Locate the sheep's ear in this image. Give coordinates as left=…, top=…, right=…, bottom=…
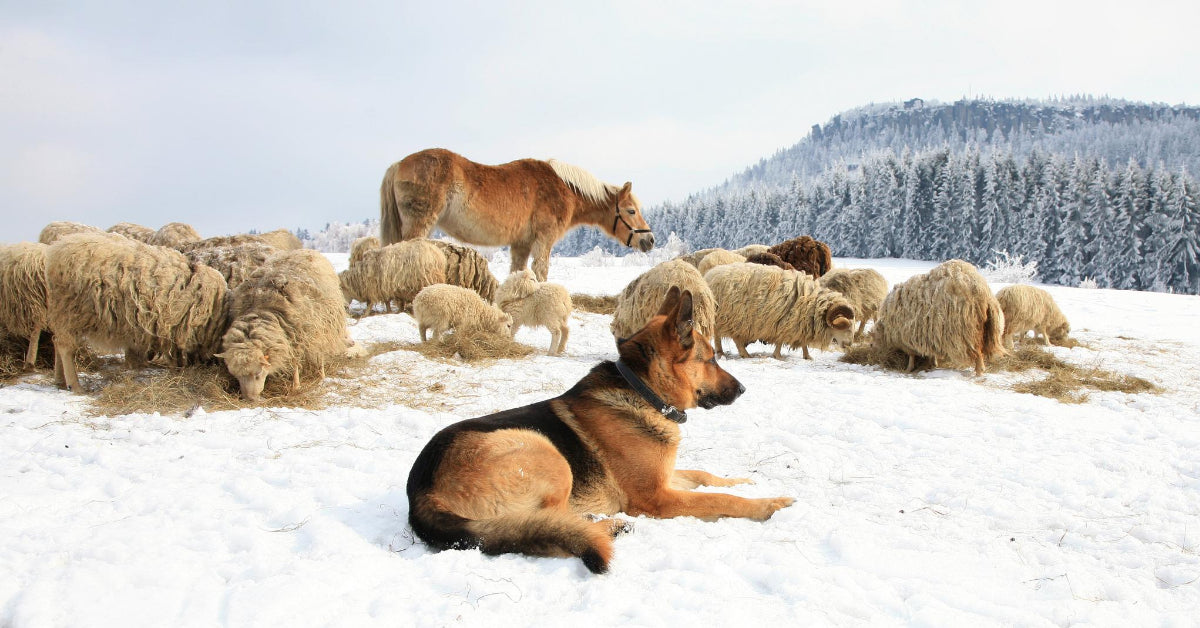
left=674, top=290, right=695, bottom=350
left=260, top=354, right=271, bottom=366
left=655, top=286, right=681, bottom=317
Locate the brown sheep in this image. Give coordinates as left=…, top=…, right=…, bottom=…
left=872, top=259, right=1005, bottom=376
left=768, top=236, right=833, bottom=278
left=743, top=252, right=795, bottom=271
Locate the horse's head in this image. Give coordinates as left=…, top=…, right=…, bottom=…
left=611, top=182, right=655, bottom=252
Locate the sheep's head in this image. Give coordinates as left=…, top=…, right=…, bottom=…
left=825, top=303, right=856, bottom=348
left=489, top=310, right=514, bottom=337
left=218, top=315, right=290, bottom=401
left=498, top=269, right=540, bottom=306
left=337, top=270, right=359, bottom=304
left=1049, top=322, right=1072, bottom=346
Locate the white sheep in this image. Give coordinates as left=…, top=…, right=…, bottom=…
left=412, top=284, right=513, bottom=342
left=257, top=229, right=303, bottom=250
left=427, top=240, right=500, bottom=303
left=106, top=222, right=156, bottom=243
left=818, top=267, right=889, bottom=342
left=38, top=221, right=102, bottom=245
left=184, top=243, right=277, bottom=290
left=0, top=243, right=49, bottom=367
left=696, top=249, right=747, bottom=276
left=705, top=263, right=855, bottom=360
left=148, top=222, right=202, bottom=248
left=349, top=235, right=381, bottom=265
left=872, top=259, right=1006, bottom=376
left=675, top=247, right=717, bottom=268
left=338, top=239, right=447, bottom=315
left=45, top=232, right=230, bottom=392
left=218, top=249, right=351, bottom=401
left=495, top=270, right=572, bottom=355
left=610, top=259, right=716, bottom=344
left=732, top=244, right=770, bottom=258
left=995, top=284, right=1071, bottom=348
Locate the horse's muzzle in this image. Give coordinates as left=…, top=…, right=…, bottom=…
left=635, top=232, right=655, bottom=252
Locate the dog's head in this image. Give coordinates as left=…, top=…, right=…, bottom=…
left=619, top=286, right=744, bottom=410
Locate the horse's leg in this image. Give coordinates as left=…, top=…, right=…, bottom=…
left=510, top=242, right=532, bottom=276
left=531, top=239, right=554, bottom=282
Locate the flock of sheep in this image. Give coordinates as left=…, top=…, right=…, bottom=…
left=0, top=224, right=1074, bottom=404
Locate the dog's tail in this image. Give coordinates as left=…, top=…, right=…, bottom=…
left=409, top=497, right=614, bottom=574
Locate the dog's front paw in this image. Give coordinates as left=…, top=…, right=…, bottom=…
left=753, top=496, right=795, bottom=521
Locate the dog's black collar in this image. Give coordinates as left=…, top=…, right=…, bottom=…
left=614, top=360, right=687, bottom=424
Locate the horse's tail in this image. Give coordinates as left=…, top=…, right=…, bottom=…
left=380, top=162, right=403, bottom=245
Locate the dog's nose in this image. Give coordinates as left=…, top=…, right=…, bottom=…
left=736, top=381, right=746, bottom=396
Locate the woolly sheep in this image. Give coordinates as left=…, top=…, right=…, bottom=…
left=427, top=240, right=500, bottom=303
left=0, top=243, right=49, bottom=366
left=338, top=240, right=446, bottom=315
left=38, top=221, right=102, bottom=245
left=872, top=259, right=1005, bottom=376
left=177, top=234, right=269, bottom=252
left=706, top=263, right=855, bottom=360
left=495, top=269, right=572, bottom=355
left=732, top=244, right=770, bottom=258
left=610, top=259, right=716, bottom=344
left=744, top=251, right=795, bottom=270
left=45, top=232, right=230, bottom=392
left=818, top=267, right=889, bottom=342
left=184, top=243, right=276, bottom=290
left=995, top=284, right=1071, bottom=348
left=219, top=249, right=351, bottom=401
left=675, top=247, right=717, bottom=268
left=257, top=229, right=303, bottom=250
left=412, top=284, right=513, bottom=342
left=149, top=222, right=202, bottom=248
left=768, top=236, right=833, bottom=278
left=106, top=222, right=156, bottom=243
left=349, top=235, right=381, bottom=265
left=696, top=249, right=747, bottom=276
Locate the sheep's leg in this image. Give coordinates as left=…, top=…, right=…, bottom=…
left=735, top=340, right=751, bottom=358
left=24, top=328, right=41, bottom=367
left=854, top=320, right=866, bottom=344
left=292, top=367, right=301, bottom=388
left=557, top=324, right=569, bottom=355
left=714, top=335, right=726, bottom=357
left=419, top=324, right=429, bottom=342
left=1038, top=328, right=1050, bottom=346
left=905, top=353, right=915, bottom=373
left=54, top=345, right=64, bottom=384
left=548, top=329, right=560, bottom=355
left=510, top=242, right=532, bottom=276
left=125, top=347, right=146, bottom=369
left=974, top=354, right=985, bottom=377
left=801, top=345, right=812, bottom=360
left=56, top=337, right=80, bottom=392
left=773, top=344, right=785, bottom=360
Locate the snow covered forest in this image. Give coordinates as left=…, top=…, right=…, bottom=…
left=555, top=97, right=1200, bottom=294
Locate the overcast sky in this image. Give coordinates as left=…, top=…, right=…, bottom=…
left=3, top=0, right=1200, bottom=243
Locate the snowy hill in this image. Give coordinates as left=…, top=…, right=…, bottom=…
left=2, top=254, right=1198, bottom=626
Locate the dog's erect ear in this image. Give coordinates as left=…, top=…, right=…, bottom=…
left=674, top=290, right=695, bottom=349
left=656, top=285, right=682, bottom=317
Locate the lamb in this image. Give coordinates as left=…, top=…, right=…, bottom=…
left=696, top=249, right=747, bottom=276
left=148, top=222, right=202, bottom=248
left=338, top=239, right=446, bottom=315
left=218, top=249, right=351, bottom=401
left=768, top=236, right=833, bottom=278
left=184, top=243, right=276, bottom=290
left=0, top=243, right=49, bottom=366
left=610, top=259, right=716, bottom=344
left=871, top=259, right=1005, bottom=376
left=427, top=240, right=499, bottom=303
left=495, top=270, right=572, bottom=355
left=38, top=221, right=102, bottom=245
left=818, top=267, right=889, bottom=342
left=257, top=229, right=303, bottom=250
left=349, top=235, right=381, bottom=265
left=705, top=263, right=855, bottom=360
left=995, top=284, right=1071, bottom=348
left=45, top=232, right=230, bottom=392
left=412, top=284, right=513, bottom=343
left=106, top=222, right=156, bottom=243
left=744, top=251, right=795, bottom=270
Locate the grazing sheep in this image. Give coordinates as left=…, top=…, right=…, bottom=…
left=872, top=259, right=1005, bottom=376
left=149, top=222, right=202, bottom=248
left=106, top=222, right=156, bottom=243
left=219, top=249, right=350, bottom=401
left=495, top=270, right=572, bottom=355
left=0, top=243, right=49, bottom=366
left=349, top=235, right=381, bottom=265
left=38, top=221, right=102, bottom=245
left=705, top=263, right=855, bottom=360
left=995, top=284, right=1071, bottom=348
left=675, top=247, right=717, bottom=268
left=819, top=267, right=889, bottom=342
left=696, top=249, right=747, bottom=276
left=733, top=244, right=770, bottom=258
left=744, top=251, right=795, bottom=270
left=184, top=243, right=276, bottom=290
left=610, top=259, right=716, bottom=344
left=45, top=233, right=230, bottom=392
left=412, top=284, right=513, bottom=342
left=338, top=240, right=446, bottom=315
left=428, top=240, right=499, bottom=303
left=257, top=229, right=303, bottom=250
left=768, top=236, right=833, bottom=278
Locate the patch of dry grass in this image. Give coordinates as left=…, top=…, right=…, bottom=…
left=406, top=328, right=535, bottom=362
left=840, top=341, right=936, bottom=372
left=571, top=293, right=618, bottom=315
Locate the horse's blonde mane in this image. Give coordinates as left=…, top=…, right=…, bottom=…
left=546, top=159, right=618, bottom=205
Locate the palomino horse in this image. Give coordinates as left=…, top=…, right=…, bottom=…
left=380, top=148, right=655, bottom=281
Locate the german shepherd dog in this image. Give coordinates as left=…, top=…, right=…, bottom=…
left=406, top=287, right=794, bottom=573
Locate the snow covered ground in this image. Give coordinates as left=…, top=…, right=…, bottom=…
left=2, top=254, right=1198, bottom=627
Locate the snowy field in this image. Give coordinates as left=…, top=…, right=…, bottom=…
left=2, top=254, right=1199, bottom=627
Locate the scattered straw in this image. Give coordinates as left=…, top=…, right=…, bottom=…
left=406, top=327, right=535, bottom=362
left=571, top=293, right=618, bottom=315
